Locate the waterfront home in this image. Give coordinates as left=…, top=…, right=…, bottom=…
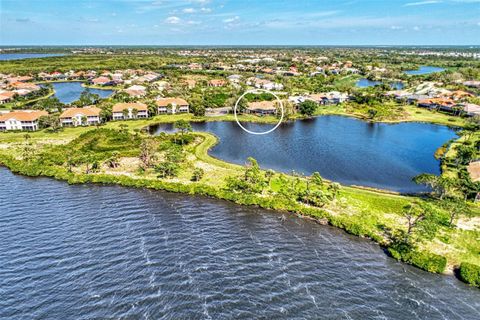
left=90, top=76, right=113, bottom=86
left=417, top=98, right=456, bottom=111
left=246, top=101, right=278, bottom=115
left=462, top=103, right=480, bottom=117
left=385, top=90, right=411, bottom=101
left=156, top=98, right=189, bottom=114
left=59, top=106, right=102, bottom=126
left=124, top=85, right=147, bottom=97
left=0, top=110, right=48, bottom=131
left=112, top=102, right=148, bottom=120
left=8, top=81, right=40, bottom=92
left=208, top=79, right=227, bottom=87
left=308, top=91, right=348, bottom=105
left=0, top=91, right=16, bottom=104
left=443, top=90, right=474, bottom=101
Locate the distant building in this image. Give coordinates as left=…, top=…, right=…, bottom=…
left=112, top=102, right=148, bottom=120
left=0, top=110, right=48, bottom=131
left=59, top=106, right=102, bottom=126
left=156, top=98, right=189, bottom=114
left=208, top=79, right=227, bottom=87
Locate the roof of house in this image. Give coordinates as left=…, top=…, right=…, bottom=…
left=112, top=102, right=148, bottom=112
left=0, top=91, right=16, bottom=100
left=418, top=98, right=456, bottom=106
left=247, top=101, right=277, bottom=111
left=156, top=97, right=189, bottom=107
left=60, top=107, right=101, bottom=118
left=209, top=79, right=226, bottom=86
left=92, top=76, right=111, bottom=84
left=0, top=110, right=48, bottom=122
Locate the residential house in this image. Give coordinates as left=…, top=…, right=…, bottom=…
left=246, top=101, right=278, bottom=115
left=59, top=106, right=102, bottom=126
left=0, top=91, right=16, bottom=104
left=227, top=74, right=242, bottom=84
left=112, top=102, right=148, bottom=120
left=183, top=79, right=196, bottom=89
left=156, top=98, right=189, bottom=114
left=462, top=103, right=480, bottom=117
left=308, top=91, right=349, bottom=105
left=246, top=77, right=284, bottom=91
left=124, top=85, right=147, bottom=97
left=208, top=79, right=227, bottom=87
left=417, top=98, right=456, bottom=111
left=463, top=80, right=480, bottom=89
left=0, top=110, right=48, bottom=131
left=90, top=76, right=112, bottom=86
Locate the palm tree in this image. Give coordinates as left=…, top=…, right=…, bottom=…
left=132, top=108, right=138, bottom=119
left=122, top=108, right=129, bottom=120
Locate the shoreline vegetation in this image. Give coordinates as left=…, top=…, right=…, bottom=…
left=1, top=112, right=479, bottom=287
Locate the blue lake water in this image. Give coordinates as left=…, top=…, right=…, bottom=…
left=150, top=116, right=458, bottom=193
left=404, top=66, right=445, bottom=75
left=1, top=168, right=479, bottom=319
left=356, top=78, right=404, bottom=90
left=356, top=78, right=382, bottom=87
left=48, top=82, right=114, bottom=104
left=0, top=53, right=65, bottom=60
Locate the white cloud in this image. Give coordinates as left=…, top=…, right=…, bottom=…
left=404, top=1, right=441, bottom=6
left=390, top=25, right=403, bottom=30
left=165, top=16, right=181, bottom=24
left=200, top=7, right=212, bottom=13
left=183, top=8, right=195, bottom=13
left=413, top=26, right=421, bottom=30
left=223, top=16, right=240, bottom=23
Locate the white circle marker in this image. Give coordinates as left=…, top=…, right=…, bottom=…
left=233, top=89, right=284, bottom=135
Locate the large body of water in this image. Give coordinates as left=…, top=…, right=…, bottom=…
left=48, top=82, right=114, bottom=104
left=404, top=66, right=445, bottom=75
left=1, top=168, right=479, bottom=319
left=0, top=53, right=65, bottom=61
left=150, top=116, right=457, bottom=193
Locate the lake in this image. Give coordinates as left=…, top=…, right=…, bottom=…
left=49, top=82, right=114, bottom=104
left=1, top=168, right=479, bottom=319
left=0, top=53, right=65, bottom=60
left=150, top=116, right=458, bottom=193
left=404, top=66, right=445, bottom=75
left=356, top=78, right=382, bottom=88
left=356, top=78, right=404, bottom=90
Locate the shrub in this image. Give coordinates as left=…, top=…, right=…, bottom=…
left=388, top=245, right=446, bottom=273
left=191, top=168, right=205, bottom=181
left=459, top=262, right=480, bottom=287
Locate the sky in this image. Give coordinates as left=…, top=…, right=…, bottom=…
left=1, top=0, right=479, bottom=46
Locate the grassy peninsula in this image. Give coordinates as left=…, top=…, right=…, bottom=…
left=1, top=113, right=479, bottom=285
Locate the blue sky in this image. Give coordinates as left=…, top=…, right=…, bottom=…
left=1, top=0, right=479, bottom=45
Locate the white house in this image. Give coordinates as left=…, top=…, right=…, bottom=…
left=59, top=106, right=102, bottom=126
left=0, top=110, right=48, bottom=131
left=112, top=102, right=149, bottom=120
left=156, top=98, right=189, bottom=114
